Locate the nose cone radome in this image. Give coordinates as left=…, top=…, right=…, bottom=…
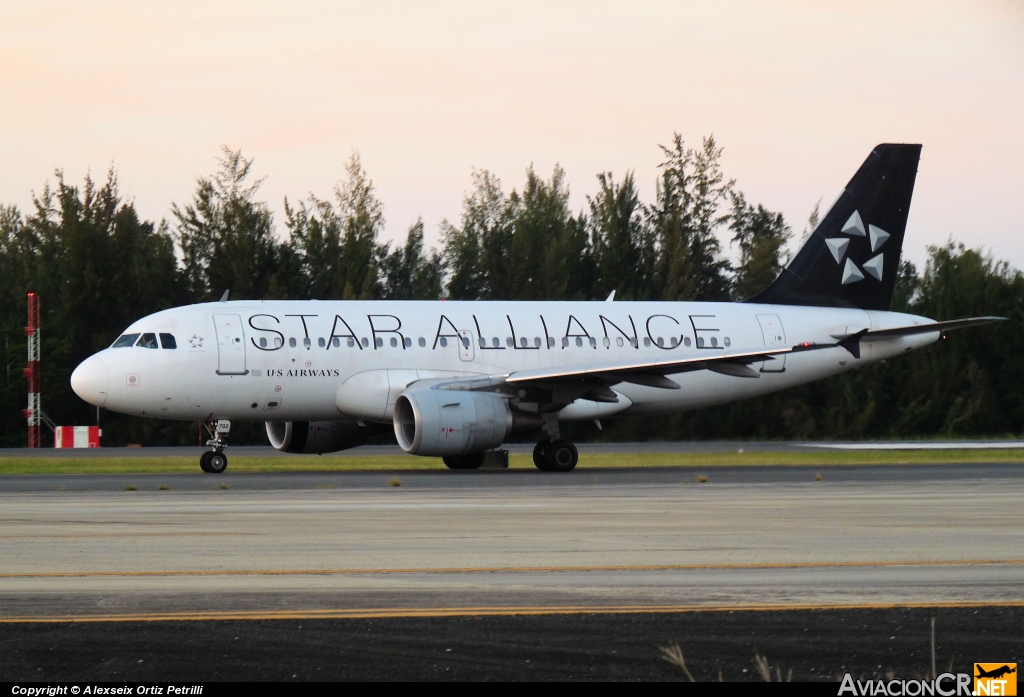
left=71, top=355, right=108, bottom=407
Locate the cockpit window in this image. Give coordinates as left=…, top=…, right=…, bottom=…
left=159, top=333, right=177, bottom=349
left=111, top=333, right=140, bottom=348
left=136, top=333, right=159, bottom=349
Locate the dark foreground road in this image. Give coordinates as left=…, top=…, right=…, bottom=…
left=2, top=607, right=1020, bottom=682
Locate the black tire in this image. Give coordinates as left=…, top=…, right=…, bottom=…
left=207, top=451, right=228, bottom=474
left=533, top=440, right=550, bottom=471
left=199, top=451, right=212, bottom=473
left=543, top=440, right=578, bottom=472
left=442, top=453, right=485, bottom=470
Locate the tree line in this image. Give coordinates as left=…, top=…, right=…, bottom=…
left=0, top=135, right=1021, bottom=446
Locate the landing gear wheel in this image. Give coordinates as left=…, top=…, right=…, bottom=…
left=199, top=451, right=213, bottom=473
left=206, top=451, right=228, bottom=474
left=442, top=453, right=485, bottom=470
left=533, top=440, right=551, bottom=470
left=543, top=440, right=578, bottom=472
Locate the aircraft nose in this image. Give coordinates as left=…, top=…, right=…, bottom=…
left=71, top=354, right=108, bottom=407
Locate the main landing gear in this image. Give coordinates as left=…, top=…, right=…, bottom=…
left=533, top=439, right=578, bottom=472
left=200, top=419, right=230, bottom=474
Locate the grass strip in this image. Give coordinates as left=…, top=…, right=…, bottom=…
left=0, top=448, right=1021, bottom=475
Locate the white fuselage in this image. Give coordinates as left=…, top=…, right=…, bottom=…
left=71, top=300, right=938, bottom=427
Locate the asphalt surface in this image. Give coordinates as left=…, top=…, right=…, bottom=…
left=2, top=607, right=1020, bottom=681
left=4, top=439, right=1022, bottom=457
left=2, top=462, right=1021, bottom=681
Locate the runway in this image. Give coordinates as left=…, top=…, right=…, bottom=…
left=2, top=463, right=1021, bottom=680
left=1, top=464, right=1022, bottom=621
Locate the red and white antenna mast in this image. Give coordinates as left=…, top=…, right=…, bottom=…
left=24, top=292, right=41, bottom=448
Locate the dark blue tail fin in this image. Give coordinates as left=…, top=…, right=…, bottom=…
left=748, top=143, right=921, bottom=311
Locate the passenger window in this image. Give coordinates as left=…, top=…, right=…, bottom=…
left=670, top=337, right=678, bottom=347
left=274, top=337, right=283, bottom=348
left=520, top=337, right=528, bottom=347
left=348, top=338, right=355, bottom=347
left=390, top=337, right=398, bottom=347
left=562, top=337, right=569, bottom=348
left=575, top=337, right=583, bottom=347
left=404, top=337, right=412, bottom=348
left=288, top=338, right=297, bottom=348
left=492, top=337, right=500, bottom=347
left=440, top=337, right=448, bottom=347
left=375, top=337, right=383, bottom=348
left=112, top=333, right=140, bottom=348
left=657, top=337, right=664, bottom=347
left=318, top=338, right=326, bottom=348
left=303, top=338, right=311, bottom=348
left=159, top=333, right=177, bottom=349
left=603, top=337, right=610, bottom=348
left=506, top=337, right=514, bottom=347
left=548, top=337, right=556, bottom=348
left=534, top=337, right=541, bottom=347
left=361, top=337, right=369, bottom=348
left=259, top=338, right=268, bottom=348
left=589, top=337, right=597, bottom=347
left=418, top=337, right=426, bottom=347
left=136, top=333, right=159, bottom=349
left=644, top=337, right=651, bottom=347
left=478, top=337, right=486, bottom=348
left=684, top=337, right=692, bottom=347
left=616, top=337, right=624, bottom=347
left=724, top=337, right=731, bottom=347
left=333, top=338, right=341, bottom=348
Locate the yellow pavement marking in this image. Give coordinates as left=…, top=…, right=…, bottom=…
left=3, top=601, right=1024, bottom=623
left=0, top=532, right=252, bottom=539
left=2, top=558, right=1023, bottom=579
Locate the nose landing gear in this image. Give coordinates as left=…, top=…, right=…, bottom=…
left=200, top=420, right=230, bottom=474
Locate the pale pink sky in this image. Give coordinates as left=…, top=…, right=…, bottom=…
left=1, top=1, right=1022, bottom=270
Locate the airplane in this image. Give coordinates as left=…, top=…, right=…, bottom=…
left=976, top=666, right=1016, bottom=679
left=70, top=144, right=1003, bottom=473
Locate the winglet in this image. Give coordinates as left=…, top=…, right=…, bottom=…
left=605, top=290, right=615, bottom=302
left=219, top=290, right=230, bottom=302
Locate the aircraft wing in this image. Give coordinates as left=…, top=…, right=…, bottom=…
left=434, top=316, right=1006, bottom=402
left=503, top=344, right=822, bottom=388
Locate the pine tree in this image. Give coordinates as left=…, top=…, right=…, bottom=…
left=441, top=169, right=515, bottom=300
left=173, top=147, right=279, bottom=301
left=381, top=219, right=444, bottom=300
left=649, top=135, right=733, bottom=301
left=588, top=171, right=654, bottom=300
left=728, top=191, right=791, bottom=300
left=286, top=152, right=387, bottom=299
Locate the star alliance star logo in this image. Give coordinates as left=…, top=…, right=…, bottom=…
left=188, top=335, right=204, bottom=348
left=825, top=210, right=889, bottom=285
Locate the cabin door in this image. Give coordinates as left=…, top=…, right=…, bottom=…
left=756, top=314, right=786, bottom=373
left=213, top=314, right=248, bottom=375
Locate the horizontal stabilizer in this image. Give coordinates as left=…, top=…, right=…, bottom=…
left=831, top=316, right=1006, bottom=358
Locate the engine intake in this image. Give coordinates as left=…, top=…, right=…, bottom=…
left=393, top=388, right=541, bottom=456
left=266, top=420, right=367, bottom=454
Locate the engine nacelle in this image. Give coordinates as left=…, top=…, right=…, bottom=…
left=393, top=388, right=542, bottom=457
left=266, top=420, right=367, bottom=454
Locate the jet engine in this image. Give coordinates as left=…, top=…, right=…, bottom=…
left=266, top=420, right=367, bottom=454
left=393, top=388, right=542, bottom=457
